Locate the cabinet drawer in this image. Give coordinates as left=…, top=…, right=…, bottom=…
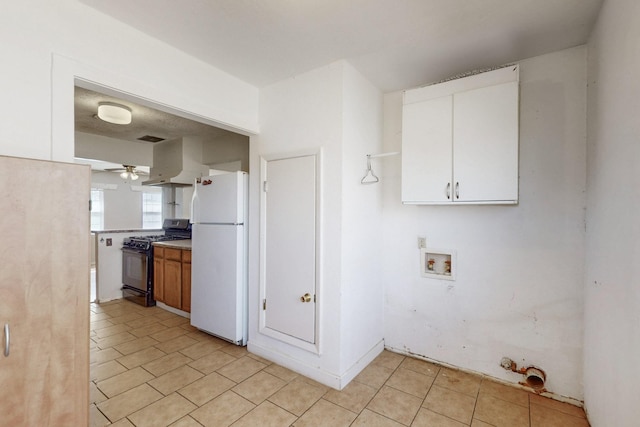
left=182, top=249, right=191, bottom=263
left=165, top=248, right=182, bottom=261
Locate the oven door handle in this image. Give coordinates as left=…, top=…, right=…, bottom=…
left=121, top=247, right=148, bottom=254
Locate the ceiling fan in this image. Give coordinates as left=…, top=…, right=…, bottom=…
left=104, top=164, right=149, bottom=181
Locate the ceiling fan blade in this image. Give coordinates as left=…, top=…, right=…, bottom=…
left=102, top=165, right=149, bottom=175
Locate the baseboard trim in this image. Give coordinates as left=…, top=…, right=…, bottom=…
left=339, top=339, right=385, bottom=388
left=248, top=339, right=385, bottom=390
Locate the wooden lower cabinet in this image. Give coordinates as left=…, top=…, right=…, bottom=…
left=181, top=250, right=192, bottom=312
left=164, top=248, right=182, bottom=308
left=154, top=247, right=165, bottom=302
left=153, top=246, right=191, bottom=313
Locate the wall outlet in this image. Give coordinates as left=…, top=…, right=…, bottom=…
left=106, top=238, right=112, bottom=246
left=417, top=237, right=426, bottom=249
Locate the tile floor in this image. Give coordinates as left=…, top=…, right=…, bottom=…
left=90, top=299, right=590, bottom=426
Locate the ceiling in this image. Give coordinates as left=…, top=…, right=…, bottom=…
left=75, top=86, right=235, bottom=145
left=80, top=0, right=603, bottom=92
left=74, top=86, right=245, bottom=171
left=76, top=0, right=603, bottom=170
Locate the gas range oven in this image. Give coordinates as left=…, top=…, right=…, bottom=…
left=121, top=218, right=191, bottom=306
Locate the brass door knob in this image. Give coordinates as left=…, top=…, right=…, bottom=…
left=300, top=293, right=312, bottom=303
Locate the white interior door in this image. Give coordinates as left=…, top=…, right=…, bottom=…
left=261, top=154, right=317, bottom=344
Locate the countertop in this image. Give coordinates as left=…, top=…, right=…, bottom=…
left=92, top=229, right=162, bottom=235
left=152, top=240, right=192, bottom=250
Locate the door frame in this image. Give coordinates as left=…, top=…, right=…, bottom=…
left=258, top=149, right=322, bottom=354
left=50, top=54, right=258, bottom=415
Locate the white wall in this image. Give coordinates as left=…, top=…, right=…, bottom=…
left=249, top=62, right=344, bottom=383
left=0, top=0, right=258, bottom=163
left=94, top=230, right=163, bottom=302
left=339, top=63, right=385, bottom=373
left=381, top=47, right=587, bottom=400
left=248, top=61, right=385, bottom=388
left=202, top=133, right=250, bottom=172
left=584, top=0, right=640, bottom=425
left=76, top=132, right=154, bottom=167
left=91, top=171, right=145, bottom=230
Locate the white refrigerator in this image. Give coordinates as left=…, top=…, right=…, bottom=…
left=190, top=171, right=248, bottom=345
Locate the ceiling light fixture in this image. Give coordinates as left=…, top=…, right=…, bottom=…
left=97, top=102, right=132, bottom=125
left=120, top=165, right=139, bottom=180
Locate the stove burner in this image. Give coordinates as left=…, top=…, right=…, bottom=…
left=123, top=235, right=189, bottom=250
left=132, top=234, right=165, bottom=240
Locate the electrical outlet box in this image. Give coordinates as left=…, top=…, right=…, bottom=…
left=417, top=237, right=427, bottom=249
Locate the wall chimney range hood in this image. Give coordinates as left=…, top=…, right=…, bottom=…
left=143, top=137, right=209, bottom=187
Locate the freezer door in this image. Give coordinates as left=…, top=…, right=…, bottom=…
left=195, top=172, right=247, bottom=224
left=190, top=223, right=246, bottom=344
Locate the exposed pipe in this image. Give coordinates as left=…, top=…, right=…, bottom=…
left=523, top=366, right=546, bottom=391
left=500, top=357, right=547, bottom=392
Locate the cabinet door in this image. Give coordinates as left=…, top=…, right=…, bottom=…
left=0, top=156, right=89, bottom=425
left=181, top=251, right=191, bottom=313
left=453, top=81, right=519, bottom=202
left=154, top=248, right=164, bottom=302
left=402, top=95, right=453, bottom=203
left=164, top=258, right=182, bottom=309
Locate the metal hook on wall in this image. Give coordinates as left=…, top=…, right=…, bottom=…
left=360, top=152, right=400, bottom=185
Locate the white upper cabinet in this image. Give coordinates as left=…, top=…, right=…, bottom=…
left=402, top=95, right=453, bottom=203
left=402, top=65, right=519, bottom=204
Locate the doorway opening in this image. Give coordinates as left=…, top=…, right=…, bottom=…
left=73, top=82, right=251, bottom=304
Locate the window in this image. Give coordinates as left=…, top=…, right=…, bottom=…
left=90, top=189, right=104, bottom=230
left=142, top=190, right=163, bottom=229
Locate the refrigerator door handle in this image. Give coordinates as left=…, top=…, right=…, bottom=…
left=190, top=179, right=199, bottom=224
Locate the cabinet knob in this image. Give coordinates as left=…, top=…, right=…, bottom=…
left=300, top=293, right=312, bottom=303
left=446, top=183, right=451, bottom=199
left=455, top=182, right=460, bottom=199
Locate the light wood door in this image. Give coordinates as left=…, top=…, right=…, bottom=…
left=0, top=155, right=90, bottom=426
left=261, top=154, right=317, bottom=344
